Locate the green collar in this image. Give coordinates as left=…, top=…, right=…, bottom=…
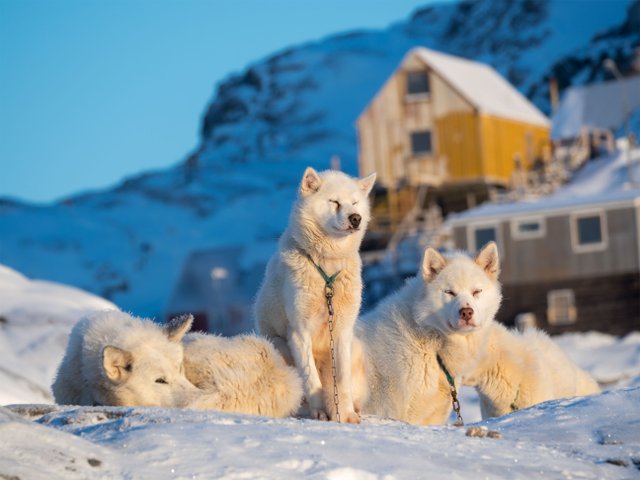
left=307, top=255, right=341, bottom=288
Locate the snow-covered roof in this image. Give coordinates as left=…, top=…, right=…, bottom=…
left=447, top=147, right=640, bottom=225
left=409, top=47, right=550, bottom=127
left=551, top=75, right=640, bottom=140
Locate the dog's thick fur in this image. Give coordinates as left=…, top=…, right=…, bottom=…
left=467, top=323, right=601, bottom=418
left=255, top=167, right=376, bottom=423
left=183, top=332, right=303, bottom=417
left=354, top=243, right=502, bottom=424
left=52, top=310, right=199, bottom=407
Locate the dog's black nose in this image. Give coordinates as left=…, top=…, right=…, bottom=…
left=349, top=213, right=361, bottom=228
left=459, top=307, right=474, bottom=321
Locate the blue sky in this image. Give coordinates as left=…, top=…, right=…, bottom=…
left=0, top=0, right=448, bottom=203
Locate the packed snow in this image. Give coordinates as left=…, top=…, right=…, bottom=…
left=1, top=264, right=639, bottom=478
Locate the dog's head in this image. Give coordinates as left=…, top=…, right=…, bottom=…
left=414, top=242, right=502, bottom=336
left=297, top=167, right=376, bottom=238
left=100, top=314, right=199, bottom=407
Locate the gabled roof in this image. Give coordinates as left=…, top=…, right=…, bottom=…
left=407, top=47, right=550, bottom=127
left=551, top=76, right=640, bottom=140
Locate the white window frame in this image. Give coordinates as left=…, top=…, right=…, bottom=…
left=547, top=289, right=577, bottom=326
left=569, top=209, right=608, bottom=253
left=466, top=221, right=503, bottom=254
left=405, top=92, right=431, bottom=103
left=510, top=216, right=546, bottom=240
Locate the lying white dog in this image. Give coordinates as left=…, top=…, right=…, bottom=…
left=52, top=310, right=199, bottom=407
left=356, top=242, right=600, bottom=424
left=354, top=243, right=502, bottom=424
left=411, top=243, right=600, bottom=419
left=255, top=167, right=376, bottom=423
left=52, top=311, right=302, bottom=418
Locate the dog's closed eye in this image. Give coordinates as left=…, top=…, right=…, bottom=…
left=444, top=289, right=456, bottom=297
left=155, top=378, right=168, bottom=384
left=329, top=199, right=341, bottom=211
left=473, top=289, right=482, bottom=298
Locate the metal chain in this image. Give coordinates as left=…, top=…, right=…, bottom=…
left=325, top=284, right=340, bottom=423
left=437, top=354, right=464, bottom=426
left=449, top=383, right=464, bottom=426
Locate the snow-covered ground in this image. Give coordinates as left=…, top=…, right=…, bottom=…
left=1, top=264, right=640, bottom=478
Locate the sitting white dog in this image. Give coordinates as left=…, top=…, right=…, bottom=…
left=255, top=167, right=376, bottom=423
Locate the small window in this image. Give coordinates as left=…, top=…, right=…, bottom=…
left=577, top=216, right=601, bottom=244
left=570, top=210, right=607, bottom=253
left=411, top=130, right=432, bottom=155
left=467, top=222, right=502, bottom=254
left=474, top=227, right=497, bottom=251
left=511, top=217, right=545, bottom=240
left=547, top=289, right=577, bottom=325
left=406, top=71, right=430, bottom=97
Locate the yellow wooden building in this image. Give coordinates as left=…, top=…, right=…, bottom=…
left=357, top=47, right=550, bottom=223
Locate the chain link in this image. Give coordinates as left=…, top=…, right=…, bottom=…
left=449, top=384, right=464, bottom=426
left=325, top=285, right=340, bottom=423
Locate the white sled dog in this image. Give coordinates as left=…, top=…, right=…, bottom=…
left=183, top=330, right=303, bottom=418
left=52, top=310, right=199, bottom=407
left=53, top=311, right=303, bottom=417
left=406, top=244, right=600, bottom=419
left=355, top=242, right=599, bottom=424
left=354, top=243, right=503, bottom=425
left=255, top=167, right=376, bottom=423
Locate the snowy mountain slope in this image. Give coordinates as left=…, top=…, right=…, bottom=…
left=3, top=387, right=640, bottom=479
left=0, top=0, right=638, bottom=319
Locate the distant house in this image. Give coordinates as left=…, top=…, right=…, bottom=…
left=356, top=47, right=551, bottom=224
left=446, top=151, right=640, bottom=335
left=551, top=76, right=640, bottom=170
left=552, top=75, right=640, bottom=141
left=165, top=247, right=263, bottom=336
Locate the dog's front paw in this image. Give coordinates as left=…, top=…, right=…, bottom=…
left=341, top=410, right=361, bottom=424
left=310, top=408, right=329, bottom=421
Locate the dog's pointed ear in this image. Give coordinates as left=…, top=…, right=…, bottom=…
left=165, top=314, right=193, bottom=342
left=358, top=172, right=377, bottom=196
left=475, top=242, right=500, bottom=281
left=299, top=167, right=322, bottom=197
left=103, top=346, right=133, bottom=383
left=421, top=247, right=447, bottom=282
